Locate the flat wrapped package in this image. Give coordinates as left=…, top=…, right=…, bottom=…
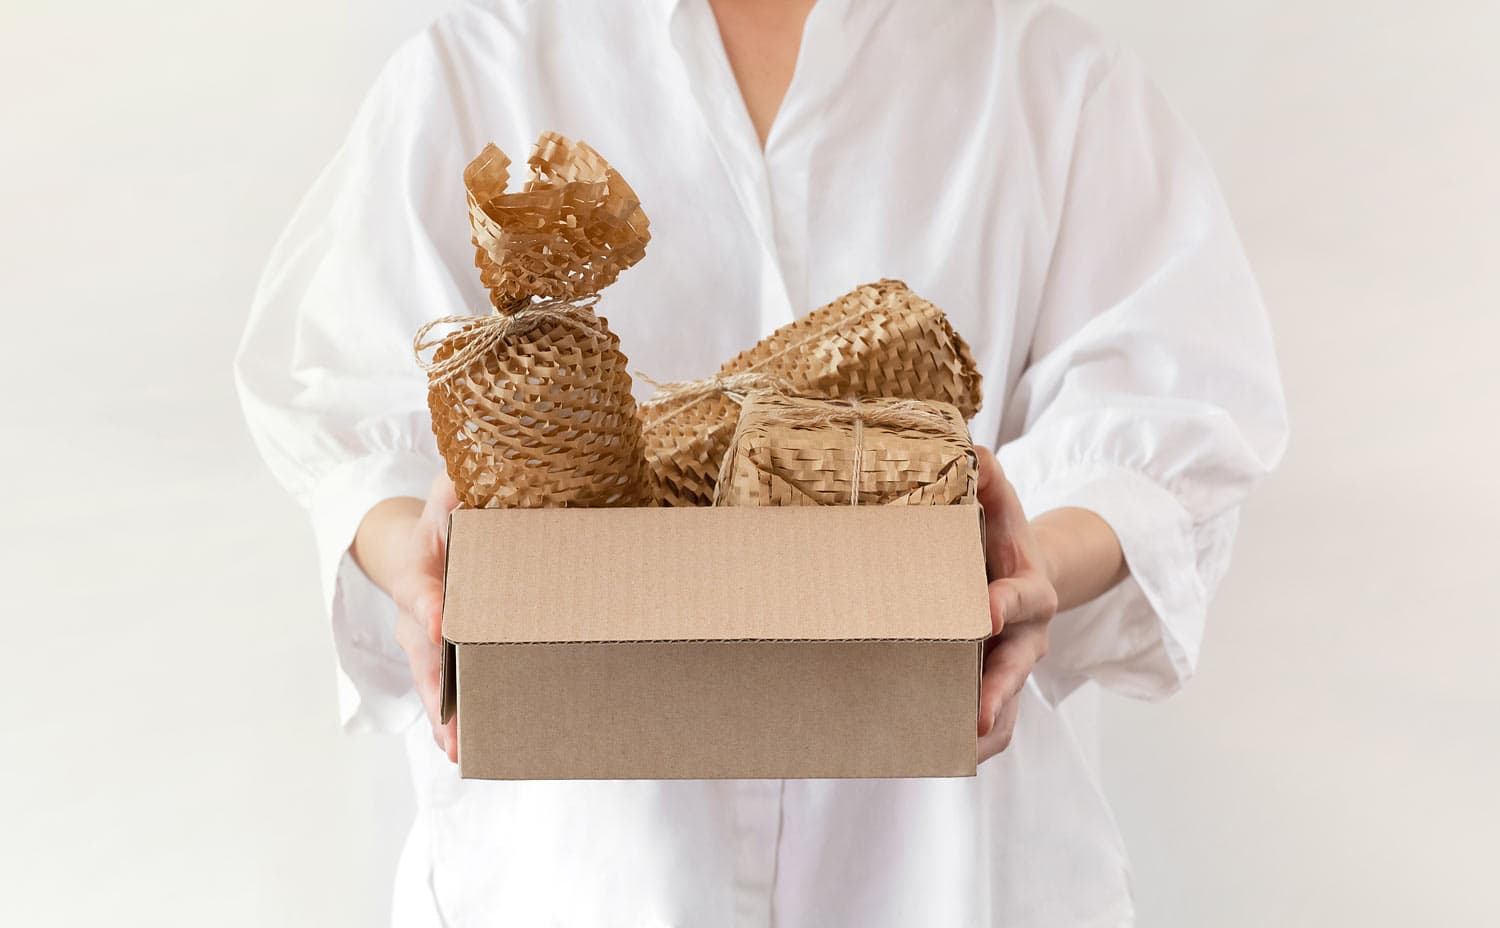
left=715, top=392, right=977, bottom=507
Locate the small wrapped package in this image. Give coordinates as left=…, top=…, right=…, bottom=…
left=715, top=393, right=977, bottom=507
left=641, top=279, right=983, bottom=507
left=416, top=133, right=650, bottom=508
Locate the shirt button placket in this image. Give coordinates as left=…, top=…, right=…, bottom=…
left=731, top=779, right=785, bottom=928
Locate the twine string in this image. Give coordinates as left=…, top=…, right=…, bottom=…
left=636, top=372, right=797, bottom=413
left=850, top=396, right=863, bottom=506
left=755, top=398, right=955, bottom=434
left=757, top=397, right=955, bottom=506
left=413, top=294, right=604, bottom=385
left=638, top=286, right=893, bottom=425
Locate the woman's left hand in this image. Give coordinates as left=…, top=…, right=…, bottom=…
left=975, top=447, right=1060, bottom=762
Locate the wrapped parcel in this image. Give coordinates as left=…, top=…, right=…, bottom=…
left=416, top=133, right=650, bottom=509
left=641, top=279, right=983, bottom=507
left=715, top=393, right=977, bottom=507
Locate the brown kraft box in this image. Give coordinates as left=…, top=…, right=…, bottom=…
left=438, top=505, right=991, bottom=780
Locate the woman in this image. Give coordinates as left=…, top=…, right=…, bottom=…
left=237, top=0, right=1287, bottom=924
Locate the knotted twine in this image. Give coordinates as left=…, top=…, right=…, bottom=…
left=635, top=307, right=887, bottom=427
left=413, top=295, right=604, bottom=383
left=416, top=288, right=643, bottom=509
left=636, top=371, right=797, bottom=411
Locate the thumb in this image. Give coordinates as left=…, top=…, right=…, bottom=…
left=391, top=567, right=446, bottom=645
left=974, top=446, right=1024, bottom=528
left=426, top=472, right=460, bottom=517
left=975, top=447, right=1023, bottom=574
left=411, top=574, right=446, bottom=645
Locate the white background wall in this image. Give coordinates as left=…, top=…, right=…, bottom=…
left=2, top=1, right=1495, bottom=925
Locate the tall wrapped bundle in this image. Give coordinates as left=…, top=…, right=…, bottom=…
left=415, top=133, right=650, bottom=508
left=640, top=280, right=983, bottom=506
left=716, top=393, right=977, bottom=507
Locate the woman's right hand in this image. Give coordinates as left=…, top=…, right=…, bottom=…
left=353, top=474, right=461, bottom=762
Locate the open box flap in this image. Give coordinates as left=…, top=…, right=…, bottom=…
left=441, top=505, right=991, bottom=645
left=439, top=639, right=457, bottom=724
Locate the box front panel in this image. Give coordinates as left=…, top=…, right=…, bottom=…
left=457, top=640, right=978, bottom=780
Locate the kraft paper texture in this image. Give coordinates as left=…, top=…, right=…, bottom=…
left=715, top=393, right=977, bottom=507
left=416, top=133, right=650, bottom=509
left=640, top=280, right=983, bottom=507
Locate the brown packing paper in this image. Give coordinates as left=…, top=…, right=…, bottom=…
left=640, top=279, right=984, bottom=507
left=416, top=133, right=650, bottom=509
left=716, top=393, right=977, bottom=507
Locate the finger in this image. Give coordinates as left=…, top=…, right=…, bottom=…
left=974, top=446, right=1027, bottom=532
left=442, top=717, right=458, bottom=764
left=417, top=479, right=458, bottom=573
left=394, top=606, right=430, bottom=659
left=397, top=612, right=448, bottom=724
left=400, top=613, right=456, bottom=764
left=987, top=573, right=1059, bottom=637
left=978, top=695, right=1021, bottom=762
left=978, top=626, right=1048, bottom=735
left=416, top=477, right=456, bottom=642
left=975, top=444, right=1000, bottom=497
left=416, top=673, right=446, bottom=755
left=405, top=629, right=444, bottom=710
left=426, top=472, right=460, bottom=518
left=974, top=447, right=1033, bottom=578
left=418, top=581, right=446, bottom=645
left=394, top=574, right=446, bottom=645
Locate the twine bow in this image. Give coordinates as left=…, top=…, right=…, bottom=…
left=413, top=295, right=605, bottom=385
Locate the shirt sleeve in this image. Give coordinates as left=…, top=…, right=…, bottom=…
left=234, top=32, right=485, bottom=732
left=998, top=48, right=1289, bottom=704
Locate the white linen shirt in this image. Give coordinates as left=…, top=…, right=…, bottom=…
left=236, top=1, right=1288, bottom=924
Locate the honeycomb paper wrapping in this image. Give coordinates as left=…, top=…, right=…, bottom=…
left=416, top=133, right=650, bottom=509
left=641, top=280, right=983, bottom=507
left=715, top=393, right=977, bottom=507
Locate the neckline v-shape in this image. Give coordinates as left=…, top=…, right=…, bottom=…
left=665, top=0, right=860, bottom=328
left=704, top=0, right=818, bottom=153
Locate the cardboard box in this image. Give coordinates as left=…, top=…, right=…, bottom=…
left=440, top=504, right=991, bottom=779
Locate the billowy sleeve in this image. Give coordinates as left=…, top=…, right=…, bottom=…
left=998, top=49, right=1289, bottom=704
left=234, top=34, right=483, bottom=732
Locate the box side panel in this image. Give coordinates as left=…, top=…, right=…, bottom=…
left=457, top=640, right=978, bottom=780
